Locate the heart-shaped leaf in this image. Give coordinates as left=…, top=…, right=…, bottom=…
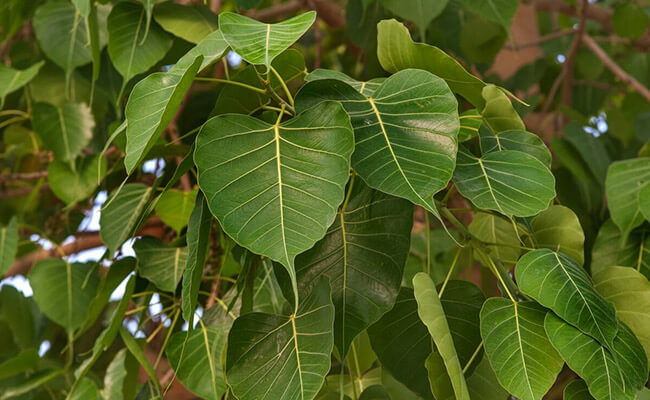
left=516, top=249, right=619, bottom=349
left=48, top=155, right=106, bottom=205
left=154, top=2, right=218, bottom=44
left=134, top=237, right=188, bottom=292
left=0, top=61, right=43, bottom=107
left=479, top=128, right=551, bottom=167
left=194, top=101, right=354, bottom=299
left=219, top=11, right=316, bottom=70
left=100, top=183, right=153, bottom=255
left=32, top=102, right=95, bottom=162
left=293, top=177, right=413, bottom=356
left=480, top=299, right=563, bottom=400
left=295, top=69, right=459, bottom=214
left=605, top=158, right=650, bottom=238
left=480, top=85, right=525, bottom=133
left=0, top=218, right=18, bottom=276
left=530, top=205, right=585, bottom=265
left=225, top=278, right=334, bottom=400
left=453, top=147, right=555, bottom=217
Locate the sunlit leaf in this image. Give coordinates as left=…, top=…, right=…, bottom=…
left=155, top=188, right=197, bottom=232
left=480, top=85, right=525, bottom=133
left=605, top=158, right=650, bottom=238
left=530, top=205, right=585, bottom=265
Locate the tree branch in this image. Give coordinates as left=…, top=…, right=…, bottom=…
left=561, top=0, right=587, bottom=108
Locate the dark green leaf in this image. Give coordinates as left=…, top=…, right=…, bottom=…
left=381, top=0, right=447, bottom=37
left=32, top=102, right=95, bottom=162
left=154, top=2, right=218, bottom=44
left=0, top=218, right=18, bottom=276
left=0, top=349, right=39, bottom=380
left=564, top=380, right=595, bottom=400
left=530, top=205, right=585, bottom=265
left=479, top=128, right=551, bottom=167
left=456, top=0, right=518, bottom=31
left=48, top=155, right=106, bottom=205
left=590, top=221, right=649, bottom=279
left=134, top=237, right=188, bottom=292
left=100, top=183, right=152, bottom=255
left=605, top=158, right=650, bottom=238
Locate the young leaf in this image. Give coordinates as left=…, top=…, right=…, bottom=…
left=453, top=147, right=555, bottom=217
left=530, top=205, right=585, bottom=265
left=0, top=217, right=18, bottom=276
left=479, top=128, right=551, bottom=167
left=295, top=69, right=459, bottom=215
left=194, top=101, right=354, bottom=303
left=480, top=85, right=525, bottom=133
left=605, top=158, right=650, bottom=238
left=219, top=11, right=316, bottom=70
left=48, top=155, right=106, bottom=205
left=0, top=61, right=44, bottom=108
left=153, top=2, right=218, bottom=44
left=516, top=249, right=619, bottom=349
left=225, top=278, right=334, bottom=400
left=32, top=102, right=95, bottom=162
left=134, top=237, right=188, bottom=292
left=100, top=183, right=153, bottom=255
left=293, top=177, right=413, bottom=357
left=480, top=299, right=563, bottom=400
left=155, top=188, right=197, bottom=232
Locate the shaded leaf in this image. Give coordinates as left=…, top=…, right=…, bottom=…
left=105, top=349, right=139, bottom=400
left=457, top=0, right=518, bottom=31
left=100, top=183, right=153, bottom=255
left=0, top=349, right=39, bottom=380
left=381, top=0, right=447, bottom=37
left=154, top=2, right=218, bottom=44
left=359, top=385, right=392, bottom=400
left=530, top=205, right=585, bottom=265
left=0, top=284, right=34, bottom=348
left=0, top=218, right=18, bottom=276
left=591, top=221, right=649, bottom=279
left=0, top=61, right=44, bottom=107
left=605, top=158, right=650, bottom=238
left=134, top=237, right=188, bottom=292
left=469, top=212, right=520, bottom=264
left=640, top=183, right=650, bottom=222
left=32, top=102, right=95, bottom=162
left=479, top=128, right=551, bottom=167
left=48, top=155, right=106, bottom=205
left=564, top=380, right=596, bottom=400
left=466, top=357, right=509, bottom=400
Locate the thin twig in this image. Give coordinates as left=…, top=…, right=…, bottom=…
left=504, top=29, right=574, bottom=50
left=561, top=0, right=588, bottom=108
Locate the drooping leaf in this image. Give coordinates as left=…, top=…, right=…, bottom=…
left=134, top=237, right=188, bottom=292
left=155, top=188, right=197, bottom=232
left=105, top=349, right=139, bottom=400
left=453, top=147, right=555, bottom=217
left=29, top=259, right=100, bottom=332
left=456, top=0, right=518, bottom=31
left=32, top=102, right=95, bottom=162
left=293, top=177, right=412, bottom=356
left=381, top=0, right=447, bottom=37
left=0, top=217, right=18, bottom=276
left=194, top=101, right=354, bottom=300
left=466, top=357, right=509, bottom=400
left=48, top=155, right=106, bottom=205
left=530, top=205, right=585, bottom=265
left=413, top=273, right=470, bottom=400
left=469, top=212, right=521, bottom=264
left=295, top=69, right=459, bottom=215
left=515, top=249, right=619, bottom=349
left=225, top=278, right=334, bottom=400
left=480, top=85, right=525, bottom=133
left=376, top=19, right=486, bottom=107
left=605, top=158, right=650, bottom=238
left=479, top=128, right=551, bottom=167
left=219, top=11, right=316, bottom=70
left=154, top=2, right=218, bottom=44
left=593, top=266, right=650, bottom=368
left=100, top=183, right=153, bottom=255
left=0, top=61, right=44, bottom=107
left=591, top=220, right=650, bottom=279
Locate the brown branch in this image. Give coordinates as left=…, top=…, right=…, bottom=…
left=561, top=0, right=587, bottom=108
left=249, top=0, right=345, bottom=28
left=0, top=171, right=48, bottom=183
left=249, top=1, right=302, bottom=21
left=505, top=29, right=574, bottom=50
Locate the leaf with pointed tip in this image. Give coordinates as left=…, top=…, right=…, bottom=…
left=154, top=2, right=218, bottom=44
left=32, top=102, right=95, bottom=162
left=0, top=61, right=43, bottom=107
left=134, top=237, right=188, bottom=292
left=516, top=249, right=619, bottom=349
left=530, top=205, right=585, bottom=265
left=479, top=128, right=551, bottom=167
left=377, top=19, right=486, bottom=107
left=100, top=183, right=153, bottom=255
left=564, top=380, right=595, bottom=400
left=155, top=188, right=197, bottom=232
left=194, top=101, right=354, bottom=297
left=0, top=217, right=18, bottom=276
left=305, top=69, right=384, bottom=96
left=293, top=178, right=412, bottom=357
left=225, top=278, right=334, bottom=400
left=219, top=11, right=316, bottom=70
left=457, top=0, right=518, bottom=31
left=480, top=85, right=525, bottom=133
left=605, top=158, right=650, bottom=238
left=593, top=266, right=650, bottom=368
left=466, top=357, right=509, bottom=400
left=48, top=155, right=106, bottom=205
left=295, top=69, right=459, bottom=215
left=105, top=349, right=139, bottom=400
left=453, top=147, right=555, bottom=217
left=29, top=259, right=100, bottom=332
left=107, top=2, right=172, bottom=84
left=480, top=299, right=563, bottom=400
left=591, top=221, right=650, bottom=279
left=641, top=184, right=650, bottom=222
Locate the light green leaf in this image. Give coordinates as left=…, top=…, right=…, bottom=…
left=413, top=273, right=470, bottom=400
left=155, top=188, right=197, bottom=232
left=69, top=378, right=100, bottom=400
left=0, top=218, right=18, bottom=276
left=219, top=11, right=316, bottom=70
left=293, top=177, right=413, bottom=356
left=29, top=259, right=100, bottom=332
left=516, top=249, right=619, bottom=349
left=591, top=221, right=649, bottom=279
left=456, top=0, right=518, bottom=31
left=453, top=147, right=555, bottom=217
left=71, top=0, right=90, bottom=18
left=564, top=380, right=595, bottom=400
left=480, top=299, right=563, bottom=400
left=639, top=183, right=650, bottom=222
left=105, top=349, right=139, bottom=400
left=154, top=2, right=218, bottom=44
left=100, top=183, right=153, bottom=255
left=480, top=85, right=525, bottom=133
left=194, top=101, right=354, bottom=301
left=134, top=237, right=188, bottom=292
left=48, top=155, right=106, bottom=205
left=469, top=212, right=521, bottom=264
left=466, top=357, right=509, bottom=400
left=295, top=69, right=459, bottom=215
left=32, top=102, right=95, bottom=162
left=225, top=278, right=334, bottom=400
left=530, top=205, right=585, bottom=265
left=107, top=2, right=172, bottom=85
left=479, top=128, right=551, bottom=167
left=377, top=19, right=486, bottom=108
left=381, top=0, right=447, bottom=37
left=605, top=158, right=650, bottom=238
left=593, top=266, right=650, bottom=368
left=0, top=61, right=43, bottom=107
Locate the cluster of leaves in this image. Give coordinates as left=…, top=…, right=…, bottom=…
left=1, top=0, right=650, bottom=400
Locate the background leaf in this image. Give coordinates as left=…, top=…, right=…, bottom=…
left=100, top=183, right=152, bottom=255
left=32, top=102, right=95, bottom=162
left=0, top=218, right=18, bottom=276
left=154, top=2, right=218, bottom=44
left=48, top=155, right=106, bottom=205
left=605, top=158, right=650, bottom=238
left=155, top=188, right=197, bottom=232
left=134, top=237, right=188, bottom=292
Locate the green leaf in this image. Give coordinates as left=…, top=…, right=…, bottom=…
left=413, top=273, right=470, bottom=400
left=167, top=303, right=236, bottom=400
left=479, top=128, right=551, bottom=167
left=605, top=158, right=650, bottom=238
left=194, top=101, right=354, bottom=301
left=516, top=249, right=619, bottom=349
left=480, top=85, right=525, bottom=133
left=459, top=16, right=507, bottom=64
left=293, top=177, right=412, bottom=356
left=100, top=183, right=153, bottom=255
left=71, top=0, right=90, bottom=18
left=68, top=377, right=100, bottom=400
left=134, top=0, right=161, bottom=41
left=466, top=357, right=509, bottom=400
left=593, top=266, right=650, bottom=368
left=219, top=11, right=316, bottom=70
left=0, top=217, right=18, bottom=276
left=105, top=349, right=139, bottom=400
left=0, top=61, right=43, bottom=107
left=381, top=0, right=447, bottom=37
left=33, top=2, right=92, bottom=78
left=120, top=328, right=160, bottom=392
left=480, top=299, right=563, bottom=400
left=564, top=380, right=595, bottom=400
left=48, top=155, right=106, bottom=205
left=612, top=3, right=649, bottom=40
left=591, top=221, right=650, bottom=279
left=453, top=147, right=555, bottom=217
left=456, top=0, right=518, bottom=31
left=639, top=183, right=650, bottom=222
left=134, top=237, right=188, bottom=292
left=29, top=259, right=100, bottom=332
left=530, top=205, right=585, bottom=265
left=459, top=109, right=482, bottom=142
left=0, top=348, right=38, bottom=379
left=155, top=188, right=197, bottom=232
left=563, top=121, right=610, bottom=186
left=0, top=284, right=34, bottom=348
left=225, top=278, right=334, bottom=400
left=295, top=69, right=459, bottom=215
left=181, top=192, right=212, bottom=322
left=359, top=385, right=392, bottom=400
left=469, top=212, right=521, bottom=264
left=377, top=19, right=486, bottom=108
left=154, top=2, right=218, bottom=44
left=305, top=69, right=384, bottom=97
left=107, top=2, right=172, bottom=85
left=32, top=102, right=95, bottom=162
